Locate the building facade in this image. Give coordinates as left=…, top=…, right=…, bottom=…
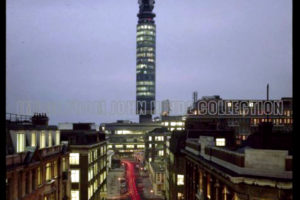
left=183, top=124, right=292, bottom=200
left=60, top=123, right=107, bottom=200
left=136, top=0, right=156, bottom=122
left=187, top=96, right=293, bottom=145
left=100, top=120, right=162, bottom=158
left=144, top=127, right=170, bottom=164
left=6, top=113, right=70, bottom=200
left=165, top=131, right=186, bottom=200
left=149, top=162, right=165, bottom=197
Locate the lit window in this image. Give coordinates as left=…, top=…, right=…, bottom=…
left=155, top=136, right=164, bottom=141
left=158, top=150, right=164, bottom=156
left=149, top=136, right=152, bottom=141
left=54, top=161, right=58, bottom=177
left=216, top=138, right=226, bottom=146
left=70, top=153, right=80, bottom=165
left=149, top=144, right=152, bottom=148
left=108, top=145, right=112, bottom=149
left=126, top=145, right=134, bottom=148
left=177, top=175, right=184, bottom=185
left=149, top=158, right=152, bottom=162
left=178, top=193, right=184, bottom=200
left=55, top=131, right=60, bottom=145
left=31, top=132, right=36, bottom=147
left=71, top=190, right=79, bottom=200
left=16, top=133, right=25, bottom=153
left=71, top=170, right=80, bottom=183
left=137, top=145, right=145, bottom=148
left=46, top=163, right=52, bottom=181
left=115, top=145, right=123, bottom=148
left=249, top=102, right=253, bottom=107
left=48, top=133, right=52, bottom=147
left=37, top=167, right=42, bottom=185
left=40, top=132, right=46, bottom=148
left=227, top=102, right=232, bottom=107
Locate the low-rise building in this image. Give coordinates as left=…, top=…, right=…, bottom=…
left=6, top=113, right=70, bottom=200
left=183, top=122, right=292, bottom=200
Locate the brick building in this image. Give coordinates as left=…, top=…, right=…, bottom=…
left=6, top=113, right=70, bottom=200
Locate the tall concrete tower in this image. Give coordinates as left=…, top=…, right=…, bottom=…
left=136, top=0, right=156, bottom=123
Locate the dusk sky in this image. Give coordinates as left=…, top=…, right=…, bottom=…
left=6, top=0, right=292, bottom=125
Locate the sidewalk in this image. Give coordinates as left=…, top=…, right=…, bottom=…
left=107, top=167, right=127, bottom=199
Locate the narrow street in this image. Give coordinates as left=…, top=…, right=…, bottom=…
left=122, top=160, right=141, bottom=200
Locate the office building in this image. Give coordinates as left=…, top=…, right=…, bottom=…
left=60, top=123, right=107, bottom=200
left=144, top=127, right=170, bottom=164
left=100, top=120, right=162, bottom=158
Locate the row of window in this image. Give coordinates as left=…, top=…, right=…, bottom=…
left=252, top=118, right=293, bottom=125
left=136, top=70, right=155, bottom=75
left=137, top=36, right=155, bottom=42
left=137, top=58, right=155, bottom=63
left=148, top=148, right=164, bottom=156
left=137, top=81, right=155, bottom=86
left=148, top=136, right=164, bottom=141
left=137, top=86, right=154, bottom=92
left=137, top=92, right=155, bottom=97
left=16, top=131, right=60, bottom=153
left=137, top=47, right=155, bottom=52
left=137, top=52, right=155, bottom=57
left=137, top=24, right=155, bottom=30
left=137, top=64, right=154, bottom=70
left=88, top=161, right=106, bottom=181
left=88, top=172, right=107, bottom=199
left=88, top=145, right=107, bottom=164
left=162, top=121, right=185, bottom=127
left=137, top=30, right=155, bottom=36
left=111, top=144, right=145, bottom=149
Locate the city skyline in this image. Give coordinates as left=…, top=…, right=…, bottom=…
left=6, top=0, right=292, bottom=124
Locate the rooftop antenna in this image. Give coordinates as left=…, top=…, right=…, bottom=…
left=267, top=83, right=269, bottom=121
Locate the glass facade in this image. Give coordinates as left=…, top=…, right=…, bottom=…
left=136, top=0, right=156, bottom=122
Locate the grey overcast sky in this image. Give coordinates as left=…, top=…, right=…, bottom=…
left=6, top=0, right=292, bottom=125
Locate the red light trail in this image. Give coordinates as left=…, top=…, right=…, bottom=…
left=122, top=160, right=141, bottom=200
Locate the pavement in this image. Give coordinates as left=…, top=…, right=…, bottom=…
left=107, top=167, right=130, bottom=200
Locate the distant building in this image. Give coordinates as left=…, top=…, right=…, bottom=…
left=60, top=123, right=107, bottom=200
left=149, top=162, right=165, bottom=197
left=144, top=127, right=171, bottom=164
left=161, top=100, right=171, bottom=116
left=160, top=115, right=186, bottom=132
left=187, top=95, right=293, bottom=144
left=136, top=0, right=157, bottom=123
left=6, top=113, right=70, bottom=200
left=183, top=122, right=292, bottom=200
left=100, top=120, right=162, bottom=158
